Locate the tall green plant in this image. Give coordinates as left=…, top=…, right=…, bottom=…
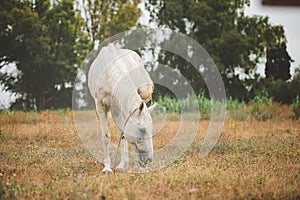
left=250, top=90, right=273, bottom=121
left=292, top=96, right=300, bottom=119
left=226, top=97, right=248, bottom=121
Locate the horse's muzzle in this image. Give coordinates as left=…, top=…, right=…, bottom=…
left=138, top=153, right=153, bottom=167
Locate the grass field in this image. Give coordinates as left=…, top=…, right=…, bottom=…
left=0, top=107, right=299, bottom=199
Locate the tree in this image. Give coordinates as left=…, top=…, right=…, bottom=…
left=266, top=42, right=292, bottom=81
left=262, top=22, right=292, bottom=81
left=0, top=0, right=46, bottom=109
left=0, top=0, right=89, bottom=110
left=35, top=0, right=81, bottom=109
left=146, top=0, right=292, bottom=100
left=0, top=0, right=39, bottom=70
left=1, top=0, right=142, bottom=110
left=75, top=0, right=141, bottom=43
left=71, top=0, right=142, bottom=110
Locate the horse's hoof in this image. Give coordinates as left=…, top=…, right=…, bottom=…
left=115, top=163, right=126, bottom=171
left=102, top=166, right=113, bottom=174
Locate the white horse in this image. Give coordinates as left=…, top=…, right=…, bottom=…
left=88, top=44, right=155, bottom=173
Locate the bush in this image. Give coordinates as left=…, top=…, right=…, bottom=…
left=197, top=92, right=212, bottom=119
left=155, top=95, right=180, bottom=113
left=154, top=93, right=249, bottom=120
left=226, top=97, right=249, bottom=121
left=250, top=91, right=273, bottom=121
left=292, top=96, right=300, bottom=119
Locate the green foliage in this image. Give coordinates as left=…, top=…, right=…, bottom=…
left=271, top=80, right=300, bottom=104
left=226, top=97, right=246, bottom=111
left=266, top=43, right=292, bottom=81
left=0, top=128, right=4, bottom=140
left=1, top=109, right=15, bottom=116
left=0, top=127, right=13, bottom=140
left=197, top=91, right=212, bottom=114
left=251, top=90, right=273, bottom=106
left=1, top=0, right=140, bottom=111
left=53, top=108, right=70, bottom=115
left=153, top=92, right=297, bottom=121
left=212, top=140, right=234, bottom=154
left=226, top=97, right=248, bottom=121
left=154, top=92, right=214, bottom=119
left=154, top=93, right=250, bottom=120
left=249, top=76, right=300, bottom=105
left=0, top=0, right=296, bottom=110
left=74, top=0, right=141, bottom=42
left=0, top=0, right=86, bottom=110
left=147, top=0, right=292, bottom=101
left=292, top=96, right=300, bottom=119
left=155, top=95, right=181, bottom=113
left=250, top=91, right=273, bottom=121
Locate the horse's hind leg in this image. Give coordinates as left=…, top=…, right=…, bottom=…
left=95, top=98, right=112, bottom=173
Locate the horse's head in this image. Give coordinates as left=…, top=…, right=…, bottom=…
left=124, top=102, right=156, bottom=167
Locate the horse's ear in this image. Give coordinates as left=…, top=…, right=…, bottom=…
left=147, top=103, right=156, bottom=113
left=139, top=102, right=144, bottom=113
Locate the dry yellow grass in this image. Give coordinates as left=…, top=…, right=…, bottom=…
left=0, top=108, right=299, bottom=199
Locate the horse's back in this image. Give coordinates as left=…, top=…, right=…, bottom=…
left=88, top=44, right=152, bottom=103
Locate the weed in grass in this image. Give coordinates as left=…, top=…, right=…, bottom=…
left=155, top=95, right=180, bottom=113
left=2, top=109, right=15, bottom=116
left=6, top=181, right=23, bottom=199
left=0, top=128, right=12, bottom=140
left=250, top=91, right=273, bottom=121
left=0, top=128, right=4, bottom=140
left=292, top=96, right=300, bottom=119
left=224, top=98, right=248, bottom=121
left=256, top=174, right=267, bottom=185
left=53, top=108, right=70, bottom=115
left=0, top=181, right=4, bottom=199
left=228, top=110, right=249, bottom=121
left=212, top=140, right=234, bottom=154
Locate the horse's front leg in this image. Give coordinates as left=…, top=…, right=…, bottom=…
left=96, top=99, right=112, bottom=173
left=116, top=130, right=129, bottom=171
left=111, top=106, right=129, bottom=171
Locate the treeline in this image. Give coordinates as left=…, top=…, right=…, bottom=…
left=1, top=0, right=299, bottom=111
left=147, top=0, right=300, bottom=104
left=0, top=0, right=141, bottom=110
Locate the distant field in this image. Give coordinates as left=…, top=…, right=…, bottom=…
left=0, top=109, right=299, bottom=199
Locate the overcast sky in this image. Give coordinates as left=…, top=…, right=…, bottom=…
left=245, top=0, right=300, bottom=75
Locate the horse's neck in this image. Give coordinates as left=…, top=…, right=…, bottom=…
left=112, top=78, right=141, bottom=116
left=127, top=93, right=141, bottom=114
left=111, top=90, right=141, bottom=131
left=107, top=52, right=142, bottom=116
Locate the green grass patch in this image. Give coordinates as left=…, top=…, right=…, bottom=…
left=292, top=96, right=300, bottom=119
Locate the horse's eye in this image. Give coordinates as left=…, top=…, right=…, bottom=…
left=140, top=128, right=145, bottom=133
